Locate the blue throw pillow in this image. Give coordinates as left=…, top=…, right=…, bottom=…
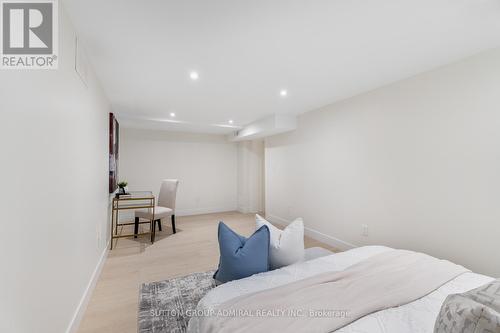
left=213, top=222, right=270, bottom=284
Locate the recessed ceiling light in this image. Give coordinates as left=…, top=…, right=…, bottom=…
left=228, top=120, right=234, bottom=124
left=280, top=89, right=288, bottom=97
left=170, top=112, right=176, bottom=117
left=189, top=71, right=199, bottom=80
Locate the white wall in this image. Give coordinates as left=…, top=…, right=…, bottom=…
left=0, top=6, right=110, bottom=333
left=266, top=48, right=500, bottom=277
left=237, top=140, right=265, bottom=214
left=120, top=128, right=238, bottom=215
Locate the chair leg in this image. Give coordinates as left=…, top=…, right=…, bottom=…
left=151, top=219, right=155, bottom=243
left=171, top=215, right=176, bottom=234
left=157, top=219, right=162, bottom=231
left=134, top=217, right=139, bottom=238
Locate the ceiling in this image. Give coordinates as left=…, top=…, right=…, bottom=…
left=63, top=0, right=500, bottom=134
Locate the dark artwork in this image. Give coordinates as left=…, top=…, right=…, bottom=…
left=109, top=113, right=119, bottom=193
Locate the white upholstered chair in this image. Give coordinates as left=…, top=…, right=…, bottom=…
left=134, top=179, right=179, bottom=237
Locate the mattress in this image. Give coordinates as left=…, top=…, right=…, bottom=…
left=188, top=246, right=494, bottom=333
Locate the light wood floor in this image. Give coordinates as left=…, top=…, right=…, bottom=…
left=77, top=211, right=337, bottom=333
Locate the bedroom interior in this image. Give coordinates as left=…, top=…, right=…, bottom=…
left=1, top=1, right=500, bottom=333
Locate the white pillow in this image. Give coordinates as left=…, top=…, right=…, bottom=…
left=255, top=214, right=304, bottom=269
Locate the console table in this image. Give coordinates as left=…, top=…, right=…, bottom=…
left=110, top=191, right=155, bottom=250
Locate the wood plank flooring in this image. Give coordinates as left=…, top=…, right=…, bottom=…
left=77, top=212, right=337, bottom=333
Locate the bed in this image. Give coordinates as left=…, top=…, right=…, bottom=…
left=187, top=246, right=494, bottom=333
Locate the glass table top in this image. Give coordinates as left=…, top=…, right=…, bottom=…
left=115, top=191, right=154, bottom=200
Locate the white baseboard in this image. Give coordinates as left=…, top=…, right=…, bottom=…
left=115, top=205, right=238, bottom=220
left=66, top=241, right=109, bottom=333
left=114, top=206, right=236, bottom=222
left=265, top=214, right=357, bottom=251
left=237, top=206, right=261, bottom=214
left=176, top=205, right=237, bottom=216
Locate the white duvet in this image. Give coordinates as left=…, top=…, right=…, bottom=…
left=188, top=246, right=494, bottom=333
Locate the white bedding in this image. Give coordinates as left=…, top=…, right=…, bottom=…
left=188, top=246, right=494, bottom=333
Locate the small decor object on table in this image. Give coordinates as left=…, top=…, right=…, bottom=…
left=117, top=181, right=128, bottom=196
